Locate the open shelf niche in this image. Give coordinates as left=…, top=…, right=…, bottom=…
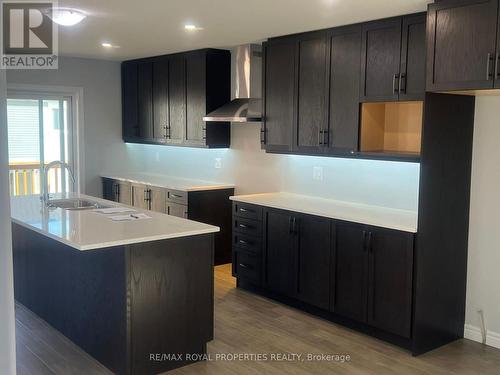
left=360, top=101, right=423, bottom=157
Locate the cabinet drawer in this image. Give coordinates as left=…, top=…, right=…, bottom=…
left=166, top=201, right=188, bottom=218
left=233, top=250, right=262, bottom=285
left=166, top=189, right=188, bottom=205
left=233, top=217, right=262, bottom=237
left=233, top=202, right=262, bottom=221
left=233, top=232, right=261, bottom=254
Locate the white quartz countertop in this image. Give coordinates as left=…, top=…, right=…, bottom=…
left=10, top=193, right=220, bottom=251
left=101, top=173, right=235, bottom=192
left=230, top=192, right=418, bottom=233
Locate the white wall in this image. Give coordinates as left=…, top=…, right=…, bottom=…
left=6, top=57, right=127, bottom=197
left=0, top=69, right=17, bottom=374
left=465, top=96, right=500, bottom=347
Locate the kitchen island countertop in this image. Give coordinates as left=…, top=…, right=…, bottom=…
left=10, top=193, right=219, bottom=251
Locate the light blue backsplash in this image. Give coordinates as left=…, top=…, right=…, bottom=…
left=122, top=126, right=420, bottom=211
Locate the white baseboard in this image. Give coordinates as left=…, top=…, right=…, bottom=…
left=464, top=324, right=500, bottom=349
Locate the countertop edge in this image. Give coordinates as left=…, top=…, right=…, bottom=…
left=229, top=195, right=418, bottom=234
left=11, top=217, right=220, bottom=251
left=101, top=174, right=235, bottom=192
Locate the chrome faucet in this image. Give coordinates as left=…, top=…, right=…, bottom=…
left=41, top=161, right=76, bottom=204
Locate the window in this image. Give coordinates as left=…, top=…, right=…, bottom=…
left=7, top=95, right=75, bottom=196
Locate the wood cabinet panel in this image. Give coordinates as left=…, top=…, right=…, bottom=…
left=122, top=63, right=138, bottom=138
left=262, top=40, right=296, bottom=152
left=167, top=202, right=188, bottom=218
left=328, top=25, right=362, bottom=152
left=137, top=63, right=154, bottom=139
left=116, top=181, right=131, bottom=205
left=361, top=18, right=402, bottom=101
left=367, top=228, right=414, bottom=338
left=400, top=14, right=426, bottom=100
left=331, top=222, right=368, bottom=322
left=153, top=59, right=169, bottom=140
left=427, top=0, right=498, bottom=91
left=131, top=184, right=149, bottom=210
left=149, top=186, right=166, bottom=213
left=122, top=49, right=229, bottom=148
left=263, top=209, right=296, bottom=295
left=294, top=214, right=331, bottom=310
left=168, top=56, right=186, bottom=144
left=186, top=52, right=206, bottom=145
left=295, top=32, right=329, bottom=153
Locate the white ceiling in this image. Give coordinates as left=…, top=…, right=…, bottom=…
left=57, top=0, right=432, bottom=61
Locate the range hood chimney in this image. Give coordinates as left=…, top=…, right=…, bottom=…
left=203, top=44, right=262, bottom=122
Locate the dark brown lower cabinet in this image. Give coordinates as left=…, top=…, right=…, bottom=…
left=294, top=214, right=331, bottom=310
left=263, top=209, right=296, bottom=295
left=367, top=228, right=414, bottom=338
left=261, top=209, right=332, bottom=309
left=331, top=223, right=414, bottom=338
left=331, top=222, right=368, bottom=322
left=234, top=202, right=416, bottom=350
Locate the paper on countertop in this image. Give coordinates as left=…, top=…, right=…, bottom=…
left=93, top=207, right=137, bottom=214
left=110, top=213, right=152, bottom=222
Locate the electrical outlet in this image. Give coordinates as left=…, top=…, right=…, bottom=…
left=215, top=158, right=222, bottom=169
left=313, top=166, right=323, bottom=181
left=155, top=152, right=160, bottom=162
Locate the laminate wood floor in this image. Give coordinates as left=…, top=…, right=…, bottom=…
left=16, top=264, right=500, bottom=375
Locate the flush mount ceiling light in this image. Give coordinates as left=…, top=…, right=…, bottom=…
left=48, top=8, right=86, bottom=26
left=184, top=24, right=203, bottom=31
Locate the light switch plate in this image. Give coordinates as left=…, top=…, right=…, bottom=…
left=215, top=158, right=222, bottom=169
left=313, top=166, right=323, bottom=181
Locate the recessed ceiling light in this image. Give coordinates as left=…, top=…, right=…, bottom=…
left=101, top=42, right=120, bottom=49
left=184, top=24, right=202, bottom=31
left=47, top=8, right=86, bottom=26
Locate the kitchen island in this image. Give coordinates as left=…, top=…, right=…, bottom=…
left=11, top=193, right=219, bottom=375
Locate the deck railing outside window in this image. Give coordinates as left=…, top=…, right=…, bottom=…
left=9, top=163, right=62, bottom=196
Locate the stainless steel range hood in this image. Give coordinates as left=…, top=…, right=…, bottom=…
left=203, top=44, right=262, bottom=123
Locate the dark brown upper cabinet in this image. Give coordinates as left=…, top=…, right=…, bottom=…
left=294, top=31, right=330, bottom=154
left=186, top=51, right=207, bottom=147
left=167, top=55, right=186, bottom=144
left=122, top=63, right=139, bottom=138
left=327, top=25, right=362, bottom=153
left=262, top=38, right=296, bottom=153
left=427, top=0, right=499, bottom=91
left=361, top=14, right=426, bottom=102
left=262, top=12, right=424, bottom=161
left=137, top=63, right=154, bottom=139
left=400, top=13, right=426, bottom=100
left=122, top=48, right=231, bottom=148
left=263, top=28, right=361, bottom=156
left=152, top=59, right=169, bottom=140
